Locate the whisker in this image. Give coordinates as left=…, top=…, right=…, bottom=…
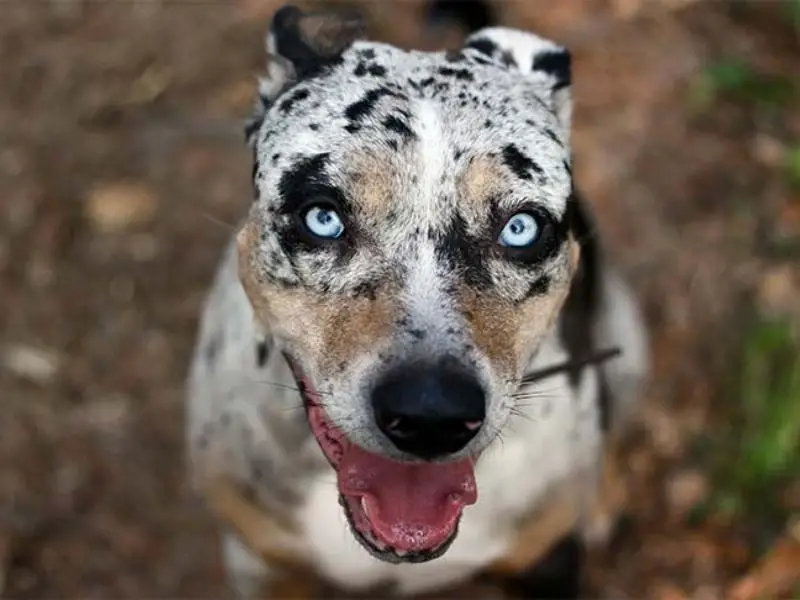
left=515, top=346, right=623, bottom=386
left=251, top=379, right=334, bottom=396
left=201, top=211, right=238, bottom=232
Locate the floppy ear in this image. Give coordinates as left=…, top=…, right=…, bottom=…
left=245, top=4, right=367, bottom=145
left=463, top=27, right=572, bottom=146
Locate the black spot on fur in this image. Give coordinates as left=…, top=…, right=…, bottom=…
left=465, top=37, right=498, bottom=58
left=387, top=139, right=398, bottom=151
left=251, top=158, right=260, bottom=200
left=278, top=87, right=309, bottom=114
left=532, top=49, right=572, bottom=91
left=502, top=144, right=543, bottom=181
left=383, top=115, right=416, bottom=140
left=244, top=117, right=262, bottom=144
left=256, top=339, right=270, bottom=367
left=524, top=275, right=552, bottom=299
left=408, top=328, right=426, bottom=340
left=544, top=128, right=562, bottom=146
left=354, top=62, right=368, bottom=76
left=358, top=48, right=376, bottom=59
left=437, top=66, right=474, bottom=81
left=368, top=64, right=387, bottom=77
left=563, top=159, right=572, bottom=176
left=353, top=280, right=378, bottom=300
left=453, top=149, right=464, bottom=160
left=344, top=87, right=398, bottom=122
left=271, top=152, right=281, bottom=163
left=484, top=119, right=493, bottom=128
left=204, top=334, right=222, bottom=365
left=420, top=77, right=436, bottom=88
left=345, top=123, right=361, bottom=133
left=500, top=51, right=517, bottom=68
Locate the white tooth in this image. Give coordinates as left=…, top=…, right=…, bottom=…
left=360, top=497, right=369, bottom=516
left=394, top=549, right=407, bottom=558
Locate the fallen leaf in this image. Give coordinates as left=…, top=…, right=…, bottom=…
left=666, top=469, right=709, bottom=519
left=84, top=182, right=158, bottom=234
left=727, top=537, right=800, bottom=600
left=1, top=344, right=61, bottom=383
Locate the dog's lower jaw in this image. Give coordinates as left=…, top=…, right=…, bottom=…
left=339, top=493, right=462, bottom=564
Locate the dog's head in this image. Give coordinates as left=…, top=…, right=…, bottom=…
left=237, top=5, right=580, bottom=563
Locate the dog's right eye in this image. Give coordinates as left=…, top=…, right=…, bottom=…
left=302, top=204, right=345, bottom=240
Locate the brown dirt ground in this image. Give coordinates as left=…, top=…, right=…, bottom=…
left=1, top=1, right=798, bottom=598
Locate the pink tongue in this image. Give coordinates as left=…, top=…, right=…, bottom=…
left=338, top=444, right=477, bottom=552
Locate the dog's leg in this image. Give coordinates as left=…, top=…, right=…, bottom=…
left=509, top=533, right=586, bottom=600
left=206, top=479, right=318, bottom=599
left=221, top=532, right=271, bottom=599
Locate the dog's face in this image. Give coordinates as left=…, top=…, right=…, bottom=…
left=237, top=6, right=579, bottom=563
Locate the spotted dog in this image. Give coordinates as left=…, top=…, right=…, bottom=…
left=186, top=4, right=649, bottom=598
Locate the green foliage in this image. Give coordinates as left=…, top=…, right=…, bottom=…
left=784, top=145, right=800, bottom=190
left=690, top=59, right=797, bottom=112
left=708, top=318, right=800, bottom=522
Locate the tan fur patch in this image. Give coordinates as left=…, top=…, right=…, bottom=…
left=458, top=155, right=505, bottom=207
left=205, top=479, right=309, bottom=573
left=237, top=220, right=396, bottom=378
left=345, top=151, right=396, bottom=222
left=459, top=238, right=580, bottom=377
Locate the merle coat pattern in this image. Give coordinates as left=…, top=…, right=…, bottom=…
left=186, top=4, right=649, bottom=598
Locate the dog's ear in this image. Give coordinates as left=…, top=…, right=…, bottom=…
left=245, top=4, right=367, bottom=145
left=269, top=4, right=367, bottom=77
left=462, top=28, right=572, bottom=145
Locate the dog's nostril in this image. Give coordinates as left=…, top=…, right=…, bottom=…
left=371, top=363, right=486, bottom=460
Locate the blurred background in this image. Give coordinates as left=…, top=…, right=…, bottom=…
left=0, top=0, right=798, bottom=598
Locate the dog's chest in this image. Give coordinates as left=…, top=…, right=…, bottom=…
left=296, top=362, right=602, bottom=595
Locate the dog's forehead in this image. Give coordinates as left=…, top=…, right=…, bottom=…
left=254, top=40, right=571, bottom=217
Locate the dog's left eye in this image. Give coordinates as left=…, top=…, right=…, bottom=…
left=303, top=205, right=345, bottom=240
left=497, top=212, right=540, bottom=248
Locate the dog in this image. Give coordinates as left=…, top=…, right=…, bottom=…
left=186, top=3, right=649, bottom=597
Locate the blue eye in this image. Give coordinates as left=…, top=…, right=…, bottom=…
left=498, top=212, right=540, bottom=248
left=303, top=205, right=344, bottom=239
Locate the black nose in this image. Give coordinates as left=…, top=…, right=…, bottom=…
left=370, top=363, right=486, bottom=460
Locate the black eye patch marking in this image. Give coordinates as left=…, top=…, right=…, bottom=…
left=532, top=49, right=572, bottom=91
left=435, top=213, right=493, bottom=289
left=276, top=153, right=355, bottom=261
left=278, top=152, right=332, bottom=214
left=501, top=144, right=544, bottom=182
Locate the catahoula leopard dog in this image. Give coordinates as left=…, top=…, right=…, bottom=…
left=186, top=3, right=649, bottom=598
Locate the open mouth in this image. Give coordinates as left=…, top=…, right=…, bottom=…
left=285, top=354, right=478, bottom=563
